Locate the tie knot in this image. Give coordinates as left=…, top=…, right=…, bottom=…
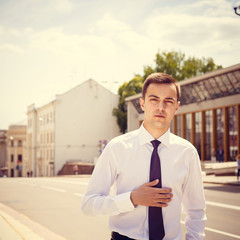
left=151, top=140, right=161, bottom=149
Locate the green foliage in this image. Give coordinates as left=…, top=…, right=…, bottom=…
left=155, top=51, right=185, bottom=80
left=113, top=50, right=222, bottom=133
left=113, top=75, right=143, bottom=133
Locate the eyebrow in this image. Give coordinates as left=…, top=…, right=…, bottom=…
left=148, top=95, right=176, bottom=101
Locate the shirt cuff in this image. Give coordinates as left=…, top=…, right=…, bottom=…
left=114, top=191, right=135, bottom=213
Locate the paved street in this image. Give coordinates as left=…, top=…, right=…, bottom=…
left=0, top=177, right=240, bottom=240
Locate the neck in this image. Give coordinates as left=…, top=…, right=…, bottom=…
left=143, top=122, right=169, bottom=139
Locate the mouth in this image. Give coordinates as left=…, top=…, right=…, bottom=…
left=155, top=114, right=165, bottom=118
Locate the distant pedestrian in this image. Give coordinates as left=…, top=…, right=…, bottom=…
left=217, top=146, right=224, bottom=163
left=236, top=154, right=240, bottom=180
left=73, top=165, right=78, bottom=175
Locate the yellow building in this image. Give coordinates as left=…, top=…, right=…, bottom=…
left=7, top=122, right=27, bottom=177
left=0, top=130, right=7, bottom=176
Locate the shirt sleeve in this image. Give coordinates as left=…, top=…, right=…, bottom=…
left=182, top=149, right=207, bottom=240
left=81, top=144, right=135, bottom=216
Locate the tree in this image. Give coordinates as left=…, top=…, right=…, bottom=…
left=113, top=50, right=222, bottom=133
left=113, top=75, right=143, bottom=133
left=154, top=51, right=222, bottom=80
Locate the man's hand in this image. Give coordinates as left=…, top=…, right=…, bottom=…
left=130, top=179, right=173, bottom=207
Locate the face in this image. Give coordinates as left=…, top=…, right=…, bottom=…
left=140, top=83, right=180, bottom=137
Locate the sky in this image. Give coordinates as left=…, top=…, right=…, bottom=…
left=0, top=0, right=240, bottom=129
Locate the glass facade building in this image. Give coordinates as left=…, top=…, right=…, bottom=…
left=126, top=64, right=240, bottom=162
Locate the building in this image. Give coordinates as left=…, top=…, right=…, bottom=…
left=6, top=121, right=27, bottom=177
left=26, top=79, right=120, bottom=177
left=126, top=64, right=240, bottom=162
left=0, top=130, right=7, bottom=176
left=27, top=101, right=55, bottom=177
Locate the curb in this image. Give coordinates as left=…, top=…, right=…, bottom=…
left=203, top=180, right=240, bottom=186
left=0, top=209, right=44, bottom=240
left=0, top=202, right=66, bottom=240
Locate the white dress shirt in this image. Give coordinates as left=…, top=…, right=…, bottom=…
left=81, top=125, right=206, bottom=240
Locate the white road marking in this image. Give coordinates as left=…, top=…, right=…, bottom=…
left=39, top=179, right=89, bottom=185
left=74, top=193, right=84, bottom=197
left=205, top=226, right=240, bottom=239
left=180, top=221, right=240, bottom=239
left=206, top=201, right=240, bottom=211
left=40, top=185, right=66, bottom=193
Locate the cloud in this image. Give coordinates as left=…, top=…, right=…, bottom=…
left=96, top=13, right=131, bottom=34
left=50, top=0, right=74, bottom=14
left=141, top=0, right=240, bottom=66
left=0, top=43, right=23, bottom=54
left=95, top=13, right=150, bottom=52
left=25, top=27, right=117, bottom=59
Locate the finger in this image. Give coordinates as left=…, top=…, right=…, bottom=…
left=153, top=195, right=173, bottom=202
left=154, top=187, right=172, bottom=194
left=158, top=193, right=173, bottom=199
left=146, top=179, right=159, bottom=187
left=152, top=202, right=169, bottom=207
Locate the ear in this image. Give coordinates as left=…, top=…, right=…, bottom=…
left=139, top=98, right=145, bottom=111
left=176, top=101, right=180, bottom=111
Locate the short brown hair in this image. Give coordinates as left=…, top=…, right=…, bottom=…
left=142, top=73, right=180, bottom=101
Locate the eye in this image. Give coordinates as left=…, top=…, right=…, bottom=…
left=164, top=98, right=175, bottom=104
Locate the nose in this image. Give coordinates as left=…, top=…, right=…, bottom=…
left=157, top=101, right=165, bottom=111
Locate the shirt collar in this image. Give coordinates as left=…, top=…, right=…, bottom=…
left=138, top=123, right=170, bottom=148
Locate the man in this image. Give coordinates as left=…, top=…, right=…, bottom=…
left=81, top=73, right=206, bottom=240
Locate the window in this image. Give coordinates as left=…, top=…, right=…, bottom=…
left=205, top=110, right=212, bottom=160
left=228, top=106, right=237, bottom=160
left=11, top=154, right=14, bottom=162
left=195, top=112, right=202, bottom=158
left=216, top=108, right=224, bottom=157
left=50, top=112, right=53, bottom=123
left=18, top=140, right=22, bottom=147
left=186, top=114, right=191, bottom=142
left=18, top=154, right=22, bottom=163
left=176, top=115, right=181, bottom=137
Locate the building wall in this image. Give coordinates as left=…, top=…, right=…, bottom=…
left=27, top=104, right=38, bottom=177
left=7, top=125, right=26, bottom=177
left=54, top=79, right=120, bottom=175
left=36, top=102, right=55, bottom=177
left=0, top=130, right=7, bottom=176
left=27, top=102, right=56, bottom=177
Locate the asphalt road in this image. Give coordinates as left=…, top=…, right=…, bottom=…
left=0, top=177, right=239, bottom=240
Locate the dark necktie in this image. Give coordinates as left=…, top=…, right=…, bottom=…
left=149, top=140, right=165, bottom=240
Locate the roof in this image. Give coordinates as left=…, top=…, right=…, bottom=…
left=126, top=64, right=240, bottom=114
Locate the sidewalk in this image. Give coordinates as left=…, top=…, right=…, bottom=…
left=0, top=202, right=66, bottom=240
left=203, top=173, right=240, bottom=186
left=0, top=175, right=239, bottom=240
